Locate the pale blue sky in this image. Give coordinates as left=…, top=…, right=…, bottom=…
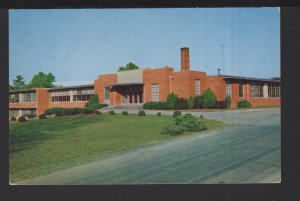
left=9, top=8, right=280, bottom=85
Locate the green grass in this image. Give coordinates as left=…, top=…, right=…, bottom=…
left=9, top=113, right=226, bottom=182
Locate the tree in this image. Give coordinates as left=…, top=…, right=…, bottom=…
left=29, top=72, right=56, bottom=88
left=118, top=62, right=139, bottom=72
left=12, top=75, right=25, bottom=89
left=166, top=92, right=179, bottom=110
left=9, top=84, right=14, bottom=90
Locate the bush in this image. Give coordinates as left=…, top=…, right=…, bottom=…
left=166, top=92, right=179, bottom=110
left=86, top=103, right=108, bottom=113
left=95, top=111, right=101, bottom=114
left=109, top=110, right=115, bottom=115
left=214, top=101, right=227, bottom=109
left=10, top=117, right=16, bottom=121
left=39, top=114, right=46, bottom=119
left=161, top=124, right=185, bottom=135
left=225, top=96, right=231, bottom=109
left=143, top=102, right=168, bottom=110
left=237, top=100, right=252, bottom=108
left=173, top=110, right=182, bottom=118
left=61, top=108, right=80, bottom=116
left=184, top=113, right=193, bottom=118
left=138, top=110, right=146, bottom=116
left=202, top=88, right=217, bottom=108
left=175, top=98, right=189, bottom=110
left=188, top=96, right=194, bottom=109
left=27, top=114, right=36, bottom=119
left=157, top=112, right=162, bottom=117
left=122, top=111, right=128, bottom=116
left=44, top=107, right=63, bottom=116
left=175, top=115, right=207, bottom=132
left=194, top=96, right=204, bottom=109
left=86, top=94, right=99, bottom=105
left=18, top=116, right=26, bottom=122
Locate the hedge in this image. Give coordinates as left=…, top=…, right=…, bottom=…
left=143, top=102, right=168, bottom=110
left=237, top=100, right=252, bottom=108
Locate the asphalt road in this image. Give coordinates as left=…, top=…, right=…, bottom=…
left=19, top=108, right=281, bottom=184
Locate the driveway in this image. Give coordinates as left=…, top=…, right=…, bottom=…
left=19, top=108, right=281, bottom=184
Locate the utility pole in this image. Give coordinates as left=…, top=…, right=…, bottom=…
left=221, top=43, right=226, bottom=72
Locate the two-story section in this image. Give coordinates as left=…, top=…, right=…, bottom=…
left=9, top=88, right=49, bottom=118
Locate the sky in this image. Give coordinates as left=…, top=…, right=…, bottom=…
left=9, top=8, right=280, bottom=85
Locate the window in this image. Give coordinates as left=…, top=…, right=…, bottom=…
left=251, top=82, right=264, bottom=97
left=9, top=93, right=19, bottom=103
left=239, top=81, right=244, bottom=97
left=73, top=89, right=94, bottom=101
left=104, top=87, right=110, bottom=100
left=22, top=109, right=36, bottom=116
left=19, top=92, right=36, bottom=102
left=51, top=90, right=71, bottom=102
left=225, top=80, right=231, bottom=97
left=268, top=83, right=280, bottom=97
left=9, top=110, right=19, bottom=117
left=151, top=84, right=159, bottom=102
left=195, top=79, right=201, bottom=96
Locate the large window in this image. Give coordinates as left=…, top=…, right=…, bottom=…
left=239, top=81, right=244, bottom=97
left=151, top=84, right=159, bottom=102
left=225, top=80, right=231, bottom=97
left=73, top=89, right=94, bottom=101
left=251, top=82, right=264, bottom=97
left=9, top=110, right=19, bottom=117
left=268, top=83, right=280, bottom=97
left=51, top=90, right=70, bottom=102
left=195, top=79, right=201, bottom=96
left=104, top=87, right=110, bottom=100
left=20, top=92, right=36, bottom=102
left=9, top=94, right=19, bottom=103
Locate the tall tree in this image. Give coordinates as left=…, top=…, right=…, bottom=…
left=29, top=72, right=56, bottom=88
left=12, top=75, right=25, bottom=89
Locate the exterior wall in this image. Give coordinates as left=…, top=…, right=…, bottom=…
left=143, top=67, right=173, bottom=102
left=94, top=74, right=117, bottom=104
left=117, top=69, right=143, bottom=84
left=204, top=76, right=226, bottom=101
left=171, top=71, right=206, bottom=99
left=36, top=88, right=50, bottom=115
left=48, top=101, right=88, bottom=109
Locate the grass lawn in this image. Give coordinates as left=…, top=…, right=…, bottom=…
left=9, top=113, right=226, bottom=182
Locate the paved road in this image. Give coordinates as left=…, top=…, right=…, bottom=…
left=20, top=108, right=281, bottom=184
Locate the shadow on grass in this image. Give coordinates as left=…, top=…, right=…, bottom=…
left=9, top=114, right=103, bottom=153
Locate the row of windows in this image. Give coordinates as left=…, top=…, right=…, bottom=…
left=9, top=93, right=36, bottom=103
left=9, top=109, right=36, bottom=117
left=268, top=84, right=280, bottom=97
left=50, top=89, right=94, bottom=102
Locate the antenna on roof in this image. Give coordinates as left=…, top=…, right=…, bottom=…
left=217, top=68, right=221, bottom=76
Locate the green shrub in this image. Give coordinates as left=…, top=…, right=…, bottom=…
left=184, top=113, right=193, bottom=118
left=225, top=96, right=231, bottom=109
left=39, top=114, right=46, bottom=119
left=10, top=117, right=16, bottom=121
left=138, top=110, right=146, bottom=116
left=143, top=102, right=168, bottom=110
left=61, top=108, right=79, bottom=116
left=166, top=92, right=179, bottom=110
left=27, top=114, right=36, bottom=119
left=175, top=115, right=207, bottom=132
left=202, top=88, right=217, bottom=108
left=18, top=116, right=26, bottom=122
left=188, top=96, right=194, bottom=109
left=86, top=94, right=99, bottom=105
left=175, top=98, right=189, bottom=110
left=173, top=110, right=182, bottom=118
left=237, top=100, right=252, bottom=108
left=122, top=111, right=128, bottom=116
left=109, top=110, right=115, bottom=115
left=157, top=112, right=162, bottom=117
left=161, top=124, right=185, bottom=135
left=200, top=115, right=203, bottom=119
left=194, top=96, right=204, bottom=109
left=214, top=101, right=227, bottom=109
left=95, top=111, right=101, bottom=114
left=44, top=107, right=63, bottom=116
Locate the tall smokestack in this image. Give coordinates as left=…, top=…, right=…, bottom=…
left=181, top=47, right=190, bottom=71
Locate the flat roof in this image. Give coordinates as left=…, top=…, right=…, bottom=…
left=9, top=88, right=38, bottom=93
left=47, top=84, right=94, bottom=91
left=221, top=75, right=280, bottom=83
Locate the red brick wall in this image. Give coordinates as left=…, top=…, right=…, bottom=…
left=94, top=74, right=117, bottom=104
left=36, top=88, right=50, bottom=115
left=9, top=102, right=36, bottom=109
left=143, top=67, right=173, bottom=102
left=48, top=101, right=88, bottom=109
left=204, top=76, right=226, bottom=101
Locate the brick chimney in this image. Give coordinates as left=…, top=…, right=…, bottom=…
left=181, top=47, right=190, bottom=71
